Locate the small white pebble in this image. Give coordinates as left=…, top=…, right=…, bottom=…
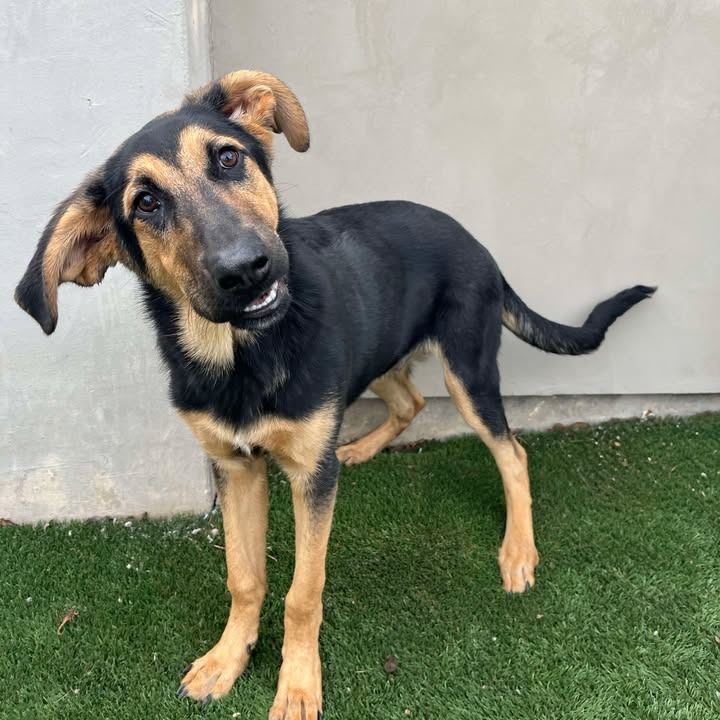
left=117, top=597, right=123, bottom=603
left=68, top=530, right=72, bottom=536
left=653, top=630, right=659, bottom=636
left=124, top=521, right=132, bottom=528
left=126, top=563, right=132, bottom=570
left=210, top=528, right=219, bottom=537
left=191, top=528, right=203, bottom=535
left=492, top=636, right=497, bottom=642
left=26, top=597, right=32, bottom=604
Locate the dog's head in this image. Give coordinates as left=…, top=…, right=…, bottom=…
left=15, top=70, right=309, bottom=336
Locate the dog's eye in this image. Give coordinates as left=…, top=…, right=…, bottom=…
left=137, top=192, right=160, bottom=214
left=218, top=147, right=240, bottom=169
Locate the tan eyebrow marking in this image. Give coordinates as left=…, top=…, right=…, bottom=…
left=177, top=125, right=247, bottom=176
left=122, top=153, right=182, bottom=219
left=122, top=127, right=249, bottom=219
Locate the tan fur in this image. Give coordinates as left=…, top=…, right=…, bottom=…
left=122, top=129, right=282, bottom=372
left=217, top=159, right=280, bottom=231
left=501, top=307, right=519, bottom=333
left=180, top=403, right=337, bottom=484
left=187, top=70, right=310, bottom=152
left=176, top=304, right=237, bottom=372
left=40, top=194, right=121, bottom=325
left=441, top=357, right=539, bottom=593
left=336, top=341, right=438, bottom=465
left=179, top=404, right=338, bottom=712
left=269, top=485, right=334, bottom=720
left=180, top=454, right=269, bottom=701
left=336, top=367, right=425, bottom=465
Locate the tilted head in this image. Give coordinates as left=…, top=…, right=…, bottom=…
left=15, top=70, right=310, bottom=336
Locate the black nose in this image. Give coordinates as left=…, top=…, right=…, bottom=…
left=214, top=254, right=270, bottom=291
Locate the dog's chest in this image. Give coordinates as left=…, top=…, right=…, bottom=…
left=180, top=404, right=337, bottom=481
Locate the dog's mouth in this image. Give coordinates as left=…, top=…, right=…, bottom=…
left=243, top=279, right=282, bottom=316
left=224, top=276, right=290, bottom=329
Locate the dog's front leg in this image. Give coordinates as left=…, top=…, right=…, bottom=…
left=178, top=453, right=269, bottom=703
left=269, top=452, right=338, bottom=720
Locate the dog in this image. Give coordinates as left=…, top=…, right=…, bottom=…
left=15, top=70, right=654, bottom=719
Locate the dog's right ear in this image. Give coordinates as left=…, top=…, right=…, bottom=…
left=14, top=172, right=121, bottom=335
left=186, top=70, right=310, bottom=153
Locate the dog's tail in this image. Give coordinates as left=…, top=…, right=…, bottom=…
left=501, top=278, right=656, bottom=355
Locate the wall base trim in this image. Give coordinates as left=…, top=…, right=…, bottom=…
left=339, top=394, right=720, bottom=446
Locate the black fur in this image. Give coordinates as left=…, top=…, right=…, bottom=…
left=143, top=199, right=653, bottom=444
left=13, top=74, right=657, bottom=710
left=15, top=100, right=655, bottom=497
left=502, top=279, right=656, bottom=354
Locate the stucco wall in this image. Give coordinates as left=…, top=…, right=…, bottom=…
left=2, top=1, right=719, bottom=523
left=0, top=0, right=213, bottom=522
left=211, top=0, right=720, bottom=396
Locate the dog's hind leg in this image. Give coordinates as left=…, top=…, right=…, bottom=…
left=336, top=367, right=425, bottom=465
left=439, top=335, right=539, bottom=594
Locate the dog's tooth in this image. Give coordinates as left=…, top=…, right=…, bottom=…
left=244, top=280, right=279, bottom=312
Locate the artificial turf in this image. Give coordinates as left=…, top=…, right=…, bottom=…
left=1, top=414, right=719, bottom=719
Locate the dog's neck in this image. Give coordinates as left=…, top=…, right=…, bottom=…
left=140, top=233, right=325, bottom=420
left=175, top=302, right=250, bottom=374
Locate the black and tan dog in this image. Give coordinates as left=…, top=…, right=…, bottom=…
left=15, top=70, right=654, bottom=718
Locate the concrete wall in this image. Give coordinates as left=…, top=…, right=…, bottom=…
left=0, top=0, right=213, bottom=522
left=2, top=1, right=719, bottom=523
left=211, top=0, right=720, bottom=396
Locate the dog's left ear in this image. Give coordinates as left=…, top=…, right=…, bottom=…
left=14, top=173, right=121, bottom=335
left=186, top=70, right=310, bottom=153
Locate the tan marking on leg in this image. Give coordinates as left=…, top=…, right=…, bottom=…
left=181, top=404, right=338, bottom=713
left=442, top=361, right=539, bottom=594
left=260, top=407, right=337, bottom=720
left=178, top=452, right=269, bottom=702
left=269, top=484, right=335, bottom=720
left=336, top=369, right=425, bottom=465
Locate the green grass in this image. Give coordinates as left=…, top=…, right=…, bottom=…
left=2, top=415, right=719, bottom=719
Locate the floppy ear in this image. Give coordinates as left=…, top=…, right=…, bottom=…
left=186, top=70, right=310, bottom=153
left=14, top=173, right=120, bottom=335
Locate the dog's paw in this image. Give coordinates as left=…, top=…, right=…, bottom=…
left=177, top=641, right=253, bottom=703
left=268, top=653, right=322, bottom=720
left=498, top=539, right=539, bottom=594
left=336, top=440, right=375, bottom=465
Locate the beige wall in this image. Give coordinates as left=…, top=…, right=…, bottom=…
left=211, top=0, right=719, bottom=396
left=1, top=0, right=213, bottom=521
